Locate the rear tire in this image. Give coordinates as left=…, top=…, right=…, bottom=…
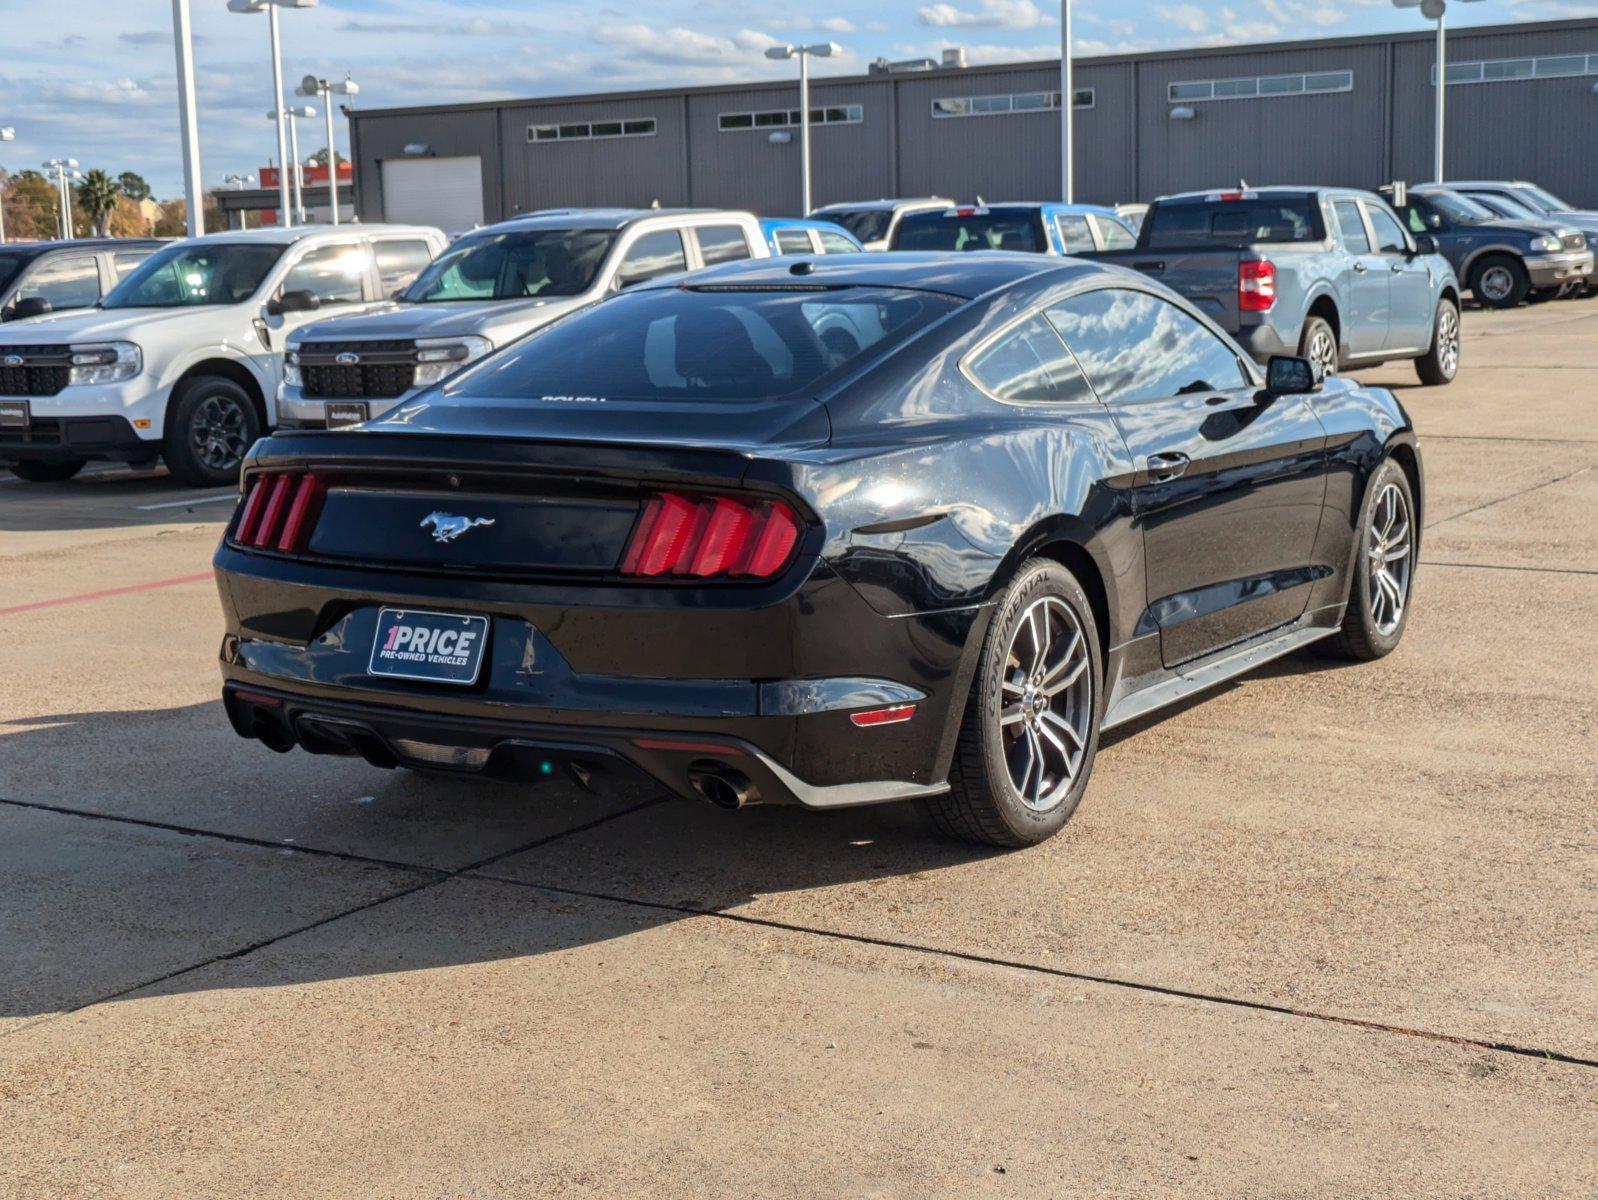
left=163, top=376, right=261, bottom=488
left=1414, top=297, right=1460, bottom=386
left=8, top=458, right=86, bottom=483
left=1470, top=254, right=1528, bottom=309
left=924, top=558, right=1103, bottom=848
left=1316, top=457, right=1416, bottom=662
left=1297, top=315, right=1339, bottom=377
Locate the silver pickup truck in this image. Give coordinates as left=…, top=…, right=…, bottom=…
left=1097, top=187, right=1462, bottom=386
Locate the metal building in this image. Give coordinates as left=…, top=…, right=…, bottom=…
left=348, top=17, right=1598, bottom=230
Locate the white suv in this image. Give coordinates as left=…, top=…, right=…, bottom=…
left=278, top=209, right=769, bottom=429
left=0, top=224, right=445, bottom=485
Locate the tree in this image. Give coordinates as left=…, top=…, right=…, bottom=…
left=3, top=174, right=63, bottom=240
left=108, top=194, right=150, bottom=238
left=153, top=201, right=188, bottom=238
left=118, top=171, right=152, bottom=202
left=75, top=169, right=120, bottom=237
left=306, top=148, right=348, bottom=168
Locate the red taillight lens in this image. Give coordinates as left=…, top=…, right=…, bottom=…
left=232, top=471, right=326, bottom=554
left=619, top=491, right=802, bottom=580
left=1238, top=259, right=1276, bottom=312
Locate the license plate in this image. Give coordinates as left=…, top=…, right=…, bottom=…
left=0, top=400, right=29, bottom=428
left=326, top=402, right=370, bottom=429
left=368, top=609, right=489, bottom=685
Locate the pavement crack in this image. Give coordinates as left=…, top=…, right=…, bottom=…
left=1426, top=465, right=1594, bottom=530
left=1420, top=560, right=1598, bottom=577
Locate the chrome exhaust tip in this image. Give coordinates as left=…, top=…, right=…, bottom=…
left=688, top=765, right=758, bottom=810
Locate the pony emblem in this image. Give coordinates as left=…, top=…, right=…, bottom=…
left=420, top=511, right=495, bottom=544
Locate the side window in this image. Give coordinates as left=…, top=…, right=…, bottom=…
left=817, top=231, right=858, bottom=254
left=112, top=251, right=153, bottom=281
left=966, top=313, right=1095, bottom=405
left=773, top=229, right=813, bottom=256
left=280, top=243, right=369, bottom=305
left=616, top=230, right=687, bottom=288
left=1091, top=215, right=1135, bottom=250
left=373, top=239, right=435, bottom=294
left=1364, top=205, right=1410, bottom=255
left=1332, top=201, right=1371, bottom=253
left=693, top=226, right=752, bottom=266
left=16, top=255, right=102, bottom=309
left=1055, top=214, right=1096, bottom=254
left=1048, top=288, right=1248, bottom=405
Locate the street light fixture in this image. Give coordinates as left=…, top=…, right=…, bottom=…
left=269, top=105, right=316, bottom=224
left=1392, top=0, right=1484, bottom=181
left=764, top=42, right=841, bottom=216
left=43, top=158, right=80, bottom=240
left=229, top=0, right=318, bottom=228
left=0, top=127, right=14, bottom=246
left=297, top=74, right=358, bottom=225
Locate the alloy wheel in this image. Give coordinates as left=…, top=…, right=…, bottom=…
left=998, top=596, right=1093, bottom=812
left=1366, top=482, right=1413, bottom=635
left=191, top=395, right=250, bottom=473
left=1479, top=265, right=1514, bottom=304
left=1436, top=305, right=1460, bottom=377
left=1307, top=326, right=1338, bottom=376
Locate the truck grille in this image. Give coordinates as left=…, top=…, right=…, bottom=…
left=1563, top=233, right=1586, bottom=252
left=0, top=346, right=72, bottom=398
left=298, top=339, right=417, bottom=401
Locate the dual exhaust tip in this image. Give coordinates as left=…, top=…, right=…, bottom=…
left=687, top=763, right=759, bottom=810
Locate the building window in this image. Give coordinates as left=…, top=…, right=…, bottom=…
left=526, top=118, right=657, bottom=143
left=1434, top=52, right=1598, bottom=85
left=930, top=89, right=1094, bottom=118
left=1166, top=70, right=1353, bottom=102
left=717, top=105, right=863, bottom=132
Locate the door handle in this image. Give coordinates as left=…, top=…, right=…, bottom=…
left=1147, top=452, right=1190, bottom=483
left=1352, top=261, right=1368, bottom=273
left=1390, top=262, right=1405, bottom=273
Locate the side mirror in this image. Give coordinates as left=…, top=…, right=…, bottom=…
left=6, top=296, right=52, bottom=321
left=1265, top=354, right=1323, bottom=396
left=265, top=289, right=320, bottom=317
left=1425, top=213, right=1443, bottom=231
left=1411, top=234, right=1438, bottom=256
left=390, top=287, right=407, bottom=301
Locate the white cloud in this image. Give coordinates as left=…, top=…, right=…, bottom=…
left=592, top=23, right=781, bottom=65
left=917, top=0, right=1050, bottom=30
left=1155, top=4, right=1209, bottom=33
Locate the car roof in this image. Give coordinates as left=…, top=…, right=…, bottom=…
left=811, top=198, right=951, bottom=213
left=760, top=216, right=852, bottom=231
left=986, top=202, right=1121, bottom=216
left=638, top=250, right=1086, bottom=300
left=179, top=223, right=442, bottom=246
left=474, top=208, right=753, bottom=234
left=1156, top=185, right=1371, bottom=202
left=1, top=237, right=164, bottom=259
left=1442, top=180, right=1535, bottom=189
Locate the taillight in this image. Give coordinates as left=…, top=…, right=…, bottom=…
left=619, top=491, right=802, bottom=580
left=233, top=471, right=326, bottom=553
left=1238, top=259, right=1276, bottom=312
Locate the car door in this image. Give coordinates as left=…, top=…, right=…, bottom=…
left=1364, top=201, right=1433, bottom=351
left=11, top=253, right=103, bottom=316
left=608, top=229, right=689, bottom=290
left=1048, top=286, right=1328, bottom=667
left=1330, top=199, right=1388, bottom=357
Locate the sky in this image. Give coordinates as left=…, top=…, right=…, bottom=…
left=0, top=0, right=1591, bottom=198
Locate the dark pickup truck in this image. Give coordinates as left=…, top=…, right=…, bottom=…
left=1096, top=187, right=1462, bottom=385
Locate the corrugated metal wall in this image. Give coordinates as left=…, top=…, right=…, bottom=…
left=351, top=18, right=1598, bottom=224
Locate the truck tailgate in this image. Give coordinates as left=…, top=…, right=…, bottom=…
left=1117, top=251, right=1243, bottom=328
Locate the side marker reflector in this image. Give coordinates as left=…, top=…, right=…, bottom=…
left=850, top=704, right=917, bottom=728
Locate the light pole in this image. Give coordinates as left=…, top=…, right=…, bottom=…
left=297, top=74, right=358, bottom=224
left=225, top=173, right=256, bottom=230
left=44, top=158, right=80, bottom=240
left=171, top=0, right=204, bottom=237
left=1392, top=0, right=1484, bottom=181
left=268, top=107, right=314, bottom=223
left=764, top=43, right=841, bottom=216
left=0, top=127, right=14, bottom=245
left=229, top=0, right=318, bottom=229
left=1060, top=0, right=1073, bottom=202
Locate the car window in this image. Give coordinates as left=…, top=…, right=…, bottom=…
left=281, top=243, right=370, bottom=305
left=112, top=251, right=154, bottom=281
left=817, top=231, right=858, bottom=254
left=373, top=239, right=435, bottom=294
left=1048, top=288, right=1248, bottom=404
left=1333, top=201, right=1371, bottom=253
left=893, top=210, right=1045, bottom=253
left=1055, top=215, right=1096, bottom=254
left=1364, top=205, right=1409, bottom=254
left=966, top=313, right=1095, bottom=405
left=1144, top=198, right=1320, bottom=249
left=16, top=255, right=101, bottom=309
left=773, top=229, right=813, bottom=256
left=104, top=243, right=286, bottom=309
left=406, top=229, right=615, bottom=302
left=1091, top=215, right=1135, bottom=250
left=1396, top=204, right=1427, bottom=235
left=819, top=208, right=890, bottom=244
left=693, top=226, right=753, bottom=266
left=616, top=230, right=687, bottom=288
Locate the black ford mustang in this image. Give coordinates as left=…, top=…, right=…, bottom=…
left=214, top=253, right=1422, bottom=847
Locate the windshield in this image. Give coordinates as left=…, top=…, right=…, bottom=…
left=819, top=209, right=892, bottom=245
left=1143, top=198, right=1321, bottom=248
left=892, top=210, right=1045, bottom=253
left=1471, top=192, right=1540, bottom=221
left=103, top=243, right=285, bottom=309
left=1423, top=191, right=1495, bottom=224
left=404, top=228, right=616, bottom=302
left=0, top=254, right=26, bottom=294
left=1515, top=184, right=1572, bottom=213
left=447, top=285, right=959, bottom=403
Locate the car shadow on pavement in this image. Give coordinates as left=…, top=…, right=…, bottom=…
left=0, top=468, right=235, bottom=537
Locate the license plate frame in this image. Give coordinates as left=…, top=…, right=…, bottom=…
left=0, top=400, right=30, bottom=429
left=368, top=608, right=490, bottom=686
left=326, top=401, right=370, bottom=429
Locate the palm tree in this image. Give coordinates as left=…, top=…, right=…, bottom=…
left=75, top=169, right=120, bottom=238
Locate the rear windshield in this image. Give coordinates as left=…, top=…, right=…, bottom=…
left=404, top=228, right=616, bottom=302
left=820, top=208, right=891, bottom=244
left=1143, top=198, right=1322, bottom=249
left=446, top=285, right=959, bottom=403
left=892, top=210, right=1045, bottom=253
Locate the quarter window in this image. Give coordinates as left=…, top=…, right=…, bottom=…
left=1091, top=215, right=1135, bottom=250
left=16, top=255, right=101, bottom=309
left=693, top=226, right=752, bottom=266
left=373, top=239, right=435, bottom=294
left=1364, top=205, right=1409, bottom=255
left=1332, top=201, right=1371, bottom=253
left=616, top=230, right=687, bottom=288
left=281, top=243, right=369, bottom=305
left=817, top=231, right=858, bottom=254
left=966, top=313, right=1094, bottom=405
left=1048, top=289, right=1247, bottom=405
left=1054, top=215, right=1096, bottom=254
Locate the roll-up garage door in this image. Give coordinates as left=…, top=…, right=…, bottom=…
left=379, top=157, right=485, bottom=232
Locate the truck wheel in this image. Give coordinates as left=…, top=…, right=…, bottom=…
left=1298, top=316, right=1338, bottom=377
left=1414, top=297, right=1460, bottom=386
left=9, top=458, right=86, bottom=483
left=1470, top=255, right=1528, bottom=309
left=163, top=376, right=261, bottom=487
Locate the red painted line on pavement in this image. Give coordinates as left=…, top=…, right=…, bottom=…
left=0, top=572, right=213, bottom=618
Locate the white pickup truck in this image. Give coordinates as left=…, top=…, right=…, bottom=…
left=0, top=223, right=445, bottom=485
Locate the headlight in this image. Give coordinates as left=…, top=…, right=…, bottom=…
left=1530, top=235, right=1560, bottom=253
left=283, top=347, right=301, bottom=387
left=412, top=336, right=493, bottom=388
left=67, top=342, right=141, bottom=386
